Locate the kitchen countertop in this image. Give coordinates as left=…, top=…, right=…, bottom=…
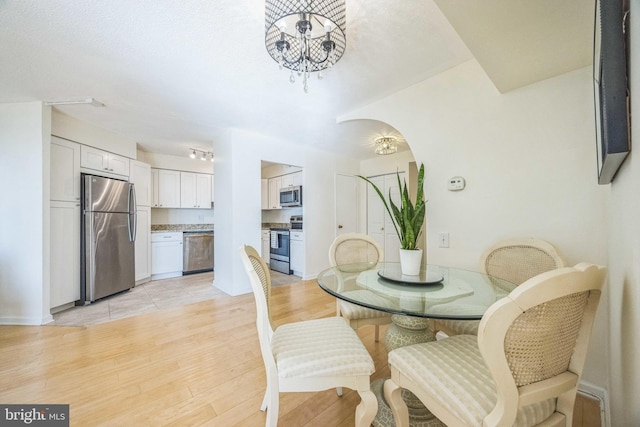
left=151, top=224, right=214, bottom=233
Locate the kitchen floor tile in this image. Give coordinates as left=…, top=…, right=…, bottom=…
left=52, top=270, right=304, bottom=327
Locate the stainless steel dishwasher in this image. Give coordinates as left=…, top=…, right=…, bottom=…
left=182, top=231, right=214, bottom=274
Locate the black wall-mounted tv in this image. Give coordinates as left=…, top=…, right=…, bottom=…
left=593, top=0, right=630, bottom=185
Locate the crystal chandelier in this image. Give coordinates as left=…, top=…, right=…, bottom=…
left=374, top=137, right=398, bottom=155
left=265, top=0, right=346, bottom=92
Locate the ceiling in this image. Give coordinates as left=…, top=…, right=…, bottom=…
left=0, top=0, right=593, bottom=160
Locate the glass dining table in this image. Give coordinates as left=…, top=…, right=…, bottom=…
left=317, top=262, right=518, bottom=427
left=317, top=261, right=517, bottom=351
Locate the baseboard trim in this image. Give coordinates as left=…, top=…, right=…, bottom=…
left=0, top=313, right=53, bottom=325
left=579, top=380, right=609, bottom=427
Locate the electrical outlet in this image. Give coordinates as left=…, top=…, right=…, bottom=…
left=438, top=232, right=449, bottom=248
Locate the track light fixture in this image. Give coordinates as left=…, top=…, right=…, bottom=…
left=189, top=148, right=214, bottom=162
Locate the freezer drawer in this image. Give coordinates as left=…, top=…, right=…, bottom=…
left=183, top=232, right=214, bottom=274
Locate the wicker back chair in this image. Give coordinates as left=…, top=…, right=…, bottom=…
left=384, top=263, right=606, bottom=427
left=240, top=245, right=377, bottom=427
left=434, top=237, right=566, bottom=336
left=329, top=233, right=392, bottom=341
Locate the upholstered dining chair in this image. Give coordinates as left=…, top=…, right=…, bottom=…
left=384, top=262, right=606, bottom=427
left=329, top=233, right=392, bottom=342
left=240, top=245, right=377, bottom=427
left=433, top=237, right=566, bottom=337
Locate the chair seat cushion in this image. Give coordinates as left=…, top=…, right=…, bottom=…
left=338, top=290, right=394, bottom=320
left=436, top=318, right=480, bottom=336
left=272, top=317, right=375, bottom=379
left=429, top=303, right=487, bottom=335
left=388, top=335, right=556, bottom=427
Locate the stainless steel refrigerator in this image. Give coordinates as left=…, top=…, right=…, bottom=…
left=80, top=174, right=136, bottom=304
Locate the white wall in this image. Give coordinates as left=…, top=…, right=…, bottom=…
left=213, top=128, right=360, bottom=295
left=341, top=60, right=609, bottom=391
left=605, top=0, right=640, bottom=424
left=0, top=102, right=52, bottom=324
left=52, top=109, right=137, bottom=158
left=151, top=209, right=214, bottom=225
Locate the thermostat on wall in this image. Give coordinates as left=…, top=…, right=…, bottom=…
left=447, top=176, right=465, bottom=191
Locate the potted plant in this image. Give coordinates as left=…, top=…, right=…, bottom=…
left=358, top=164, right=426, bottom=275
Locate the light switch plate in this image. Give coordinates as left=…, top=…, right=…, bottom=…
left=438, top=232, right=449, bottom=248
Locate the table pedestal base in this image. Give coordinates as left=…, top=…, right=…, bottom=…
left=371, top=379, right=444, bottom=427
left=375, top=315, right=441, bottom=426
left=384, top=315, right=435, bottom=352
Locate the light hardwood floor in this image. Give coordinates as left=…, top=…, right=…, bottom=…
left=0, top=276, right=601, bottom=426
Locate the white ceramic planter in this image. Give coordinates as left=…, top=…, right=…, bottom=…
left=399, top=248, right=423, bottom=276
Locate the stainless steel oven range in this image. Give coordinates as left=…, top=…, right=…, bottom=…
left=269, top=228, right=291, bottom=274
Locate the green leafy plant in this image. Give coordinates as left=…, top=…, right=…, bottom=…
left=358, top=164, right=426, bottom=250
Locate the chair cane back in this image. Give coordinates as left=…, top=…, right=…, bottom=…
left=434, top=237, right=566, bottom=337
left=384, top=263, right=606, bottom=427
left=329, top=233, right=392, bottom=342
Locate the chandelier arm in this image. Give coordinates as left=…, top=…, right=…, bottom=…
left=304, top=50, right=331, bottom=66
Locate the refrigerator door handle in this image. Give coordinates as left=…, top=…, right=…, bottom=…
left=128, top=184, right=137, bottom=214
left=128, top=184, right=137, bottom=242
left=131, top=213, right=137, bottom=242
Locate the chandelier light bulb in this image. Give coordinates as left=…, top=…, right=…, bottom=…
left=190, top=150, right=196, bottom=159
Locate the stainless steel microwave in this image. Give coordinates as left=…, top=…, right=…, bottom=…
left=279, top=185, right=302, bottom=207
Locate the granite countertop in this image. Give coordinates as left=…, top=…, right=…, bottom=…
left=151, top=224, right=214, bottom=232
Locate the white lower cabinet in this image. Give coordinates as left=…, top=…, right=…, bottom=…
left=290, top=231, right=304, bottom=276
left=261, top=229, right=270, bottom=264
left=50, top=201, right=80, bottom=309
left=135, top=206, right=151, bottom=283
left=151, top=232, right=183, bottom=279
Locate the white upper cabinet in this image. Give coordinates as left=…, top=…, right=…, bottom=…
left=268, top=176, right=282, bottom=209
left=129, top=160, right=151, bottom=207
left=151, top=168, right=159, bottom=207
left=157, top=169, right=181, bottom=208
left=180, top=172, right=212, bottom=209
left=261, top=179, right=269, bottom=210
left=80, top=145, right=130, bottom=176
left=180, top=172, right=197, bottom=208
left=281, top=171, right=302, bottom=188
left=196, top=173, right=212, bottom=208
left=50, top=136, right=80, bottom=202
left=211, top=175, right=215, bottom=204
